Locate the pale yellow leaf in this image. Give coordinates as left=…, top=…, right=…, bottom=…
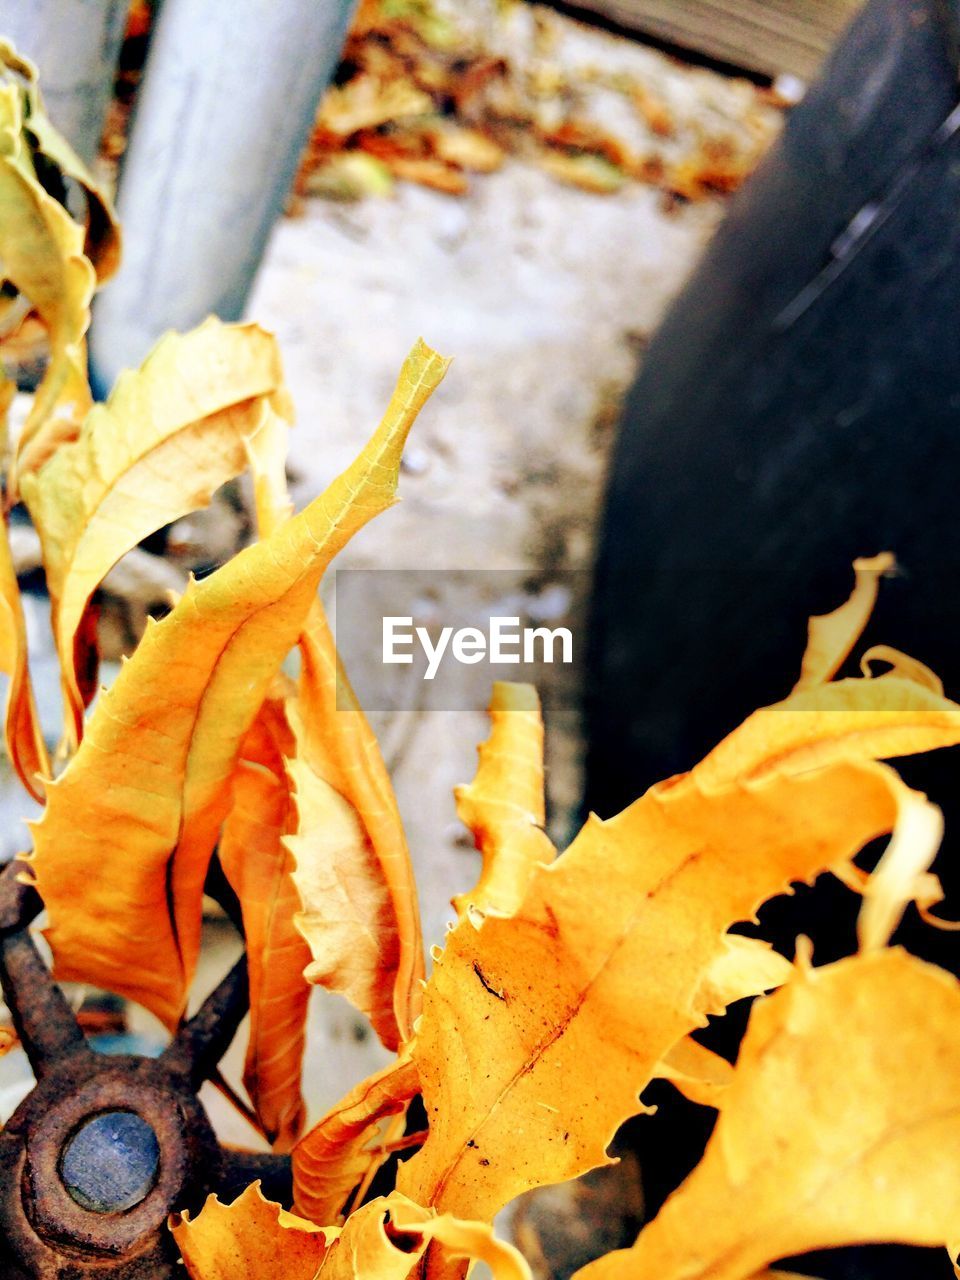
left=793, top=553, right=894, bottom=690
left=453, top=681, right=556, bottom=921
left=21, top=318, right=286, bottom=744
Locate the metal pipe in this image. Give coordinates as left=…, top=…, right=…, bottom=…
left=0, top=0, right=128, bottom=164
left=89, top=0, right=356, bottom=395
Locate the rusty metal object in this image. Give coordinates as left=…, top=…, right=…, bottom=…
left=0, top=858, right=290, bottom=1277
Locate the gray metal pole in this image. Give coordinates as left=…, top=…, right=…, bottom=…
left=0, top=0, right=128, bottom=164
left=89, top=0, right=356, bottom=395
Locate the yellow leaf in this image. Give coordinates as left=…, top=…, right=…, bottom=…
left=249, top=342, right=449, bottom=1049
left=176, top=1187, right=529, bottom=1280
left=28, top=346, right=442, bottom=1027
left=0, top=511, right=48, bottom=799
left=692, top=669, right=960, bottom=790
left=0, top=38, right=120, bottom=281
left=453, top=681, right=556, bottom=921
left=218, top=688, right=309, bottom=1149
left=793, top=553, right=894, bottom=690
left=0, top=74, right=94, bottom=486
left=857, top=775, right=951, bottom=950
left=693, top=935, right=794, bottom=1017
left=172, top=1181, right=336, bottom=1280
left=292, top=604, right=424, bottom=1048
left=319, top=1194, right=529, bottom=1280
left=21, top=319, right=286, bottom=745
left=293, top=1049, right=420, bottom=1226
left=397, top=758, right=903, bottom=1232
left=572, top=949, right=960, bottom=1280
left=656, top=1035, right=733, bottom=1109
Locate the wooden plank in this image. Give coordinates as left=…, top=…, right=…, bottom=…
left=554, top=0, right=864, bottom=80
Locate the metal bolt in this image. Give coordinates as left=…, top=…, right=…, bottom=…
left=59, top=1111, right=161, bottom=1215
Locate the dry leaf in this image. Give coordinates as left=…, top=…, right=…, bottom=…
left=692, top=668, right=960, bottom=790
left=173, top=1181, right=335, bottom=1280
left=28, top=342, right=447, bottom=1026
left=656, top=1036, right=733, bottom=1109
left=0, top=512, right=48, bottom=799
left=453, top=681, right=555, bottom=920
left=398, top=757, right=906, bottom=1238
left=293, top=1049, right=420, bottom=1225
left=286, top=701, right=404, bottom=1049
left=21, top=318, right=286, bottom=745
left=218, top=688, right=309, bottom=1149
left=572, top=949, right=960, bottom=1280
left=249, top=365, right=432, bottom=1052
left=1, top=38, right=121, bottom=280
left=176, top=1187, right=530, bottom=1280
left=0, top=70, right=94, bottom=483
left=857, top=776, right=950, bottom=950
left=794, top=552, right=895, bottom=690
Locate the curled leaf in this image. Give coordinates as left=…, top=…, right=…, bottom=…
left=21, top=318, right=287, bottom=744
left=793, top=553, right=894, bottom=690
left=860, top=643, right=943, bottom=691
left=218, top=688, right=308, bottom=1149
left=29, top=348, right=440, bottom=1026
left=453, top=681, right=556, bottom=920
left=293, top=1049, right=420, bottom=1226
left=249, top=341, right=449, bottom=1049
left=177, top=1187, right=529, bottom=1280
left=857, top=777, right=949, bottom=950
left=572, top=950, right=960, bottom=1280
left=0, top=512, right=48, bottom=798
left=0, top=73, right=94, bottom=486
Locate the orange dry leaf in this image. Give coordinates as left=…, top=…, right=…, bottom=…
left=398, top=757, right=908, bottom=1238
left=174, top=1187, right=530, bottom=1280
left=793, top=552, right=895, bottom=690
left=20, top=319, right=286, bottom=746
left=453, top=681, right=555, bottom=920
left=292, top=605, right=425, bottom=1048
left=292, top=1048, right=420, bottom=1225
left=218, top=688, right=309, bottom=1150
left=173, top=1181, right=336, bottom=1280
left=572, top=949, right=960, bottom=1280
left=0, top=512, right=48, bottom=799
left=28, top=343, right=446, bottom=1027
left=246, top=360, right=436, bottom=1054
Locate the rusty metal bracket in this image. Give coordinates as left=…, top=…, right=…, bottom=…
left=0, top=857, right=290, bottom=1278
